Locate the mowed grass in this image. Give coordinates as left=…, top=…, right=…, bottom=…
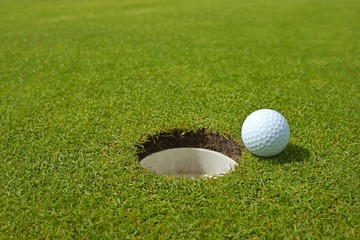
left=0, top=0, right=359, bottom=238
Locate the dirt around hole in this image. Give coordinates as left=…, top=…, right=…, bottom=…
left=136, top=128, right=242, bottom=162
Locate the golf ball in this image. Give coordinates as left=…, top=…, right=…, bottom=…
left=241, top=109, right=290, bottom=157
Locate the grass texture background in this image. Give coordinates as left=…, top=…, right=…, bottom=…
left=0, top=0, right=359, bottom=238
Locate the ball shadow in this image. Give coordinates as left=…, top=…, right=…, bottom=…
left=258, top=143, right=310, bottom=164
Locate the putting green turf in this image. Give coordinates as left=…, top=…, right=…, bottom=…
left=1, top=0, right=359, bottom=238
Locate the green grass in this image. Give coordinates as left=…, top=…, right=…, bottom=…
left=1, top=0, right=359, bottom=238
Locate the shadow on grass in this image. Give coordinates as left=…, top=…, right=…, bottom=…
left=258, top=144, right=310, bottom=164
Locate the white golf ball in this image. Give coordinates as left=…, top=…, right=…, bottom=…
left=241, top=109, right=290, bottom=157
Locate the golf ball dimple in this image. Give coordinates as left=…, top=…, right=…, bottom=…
left=241, top=109, right=290, bottom=157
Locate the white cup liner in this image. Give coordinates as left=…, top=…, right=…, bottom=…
left=140, top=148, right=238, bottom=179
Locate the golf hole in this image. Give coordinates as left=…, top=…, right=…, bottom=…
left=136, top=129, right=242, bottom=179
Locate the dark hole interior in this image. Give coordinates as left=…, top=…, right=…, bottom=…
left=136, top=128, right=242, bottom=162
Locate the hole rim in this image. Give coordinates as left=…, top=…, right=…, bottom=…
left=139, top=147, right=239, bottom=179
